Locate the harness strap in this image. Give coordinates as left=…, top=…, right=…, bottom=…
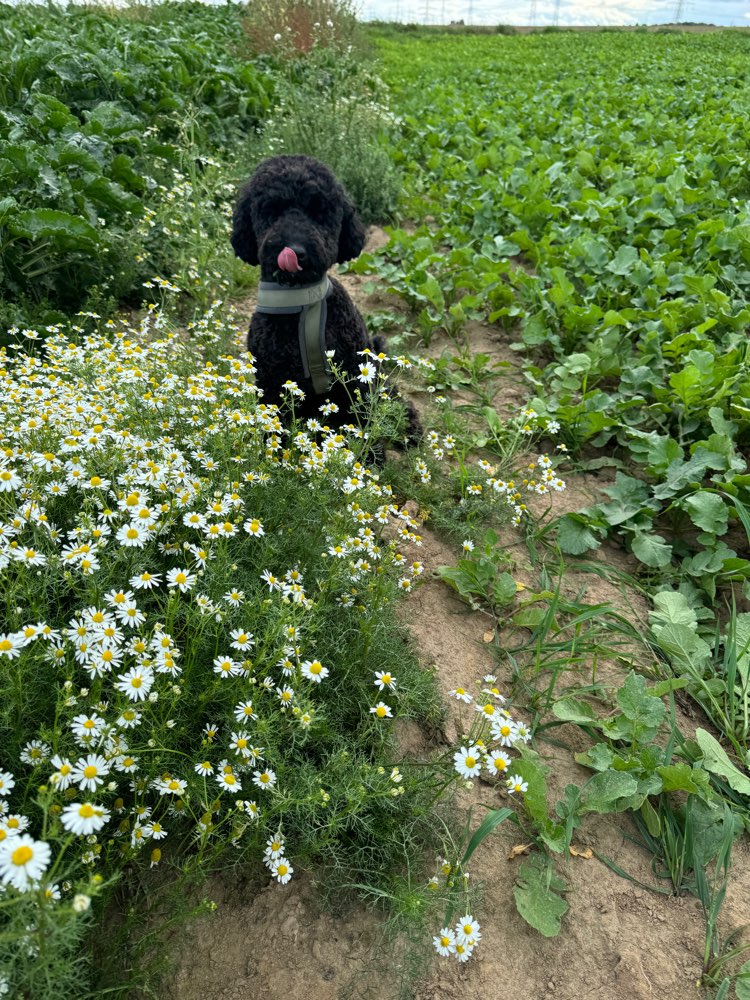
left=256, top=277, right=332, bottom=396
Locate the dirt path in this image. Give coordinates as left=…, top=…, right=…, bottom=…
left=162, top=227, right=750, bottom=1000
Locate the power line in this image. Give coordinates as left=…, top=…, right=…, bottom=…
left=529, top=0, right=537, bottom=27
left=553, top=0, right=561, bottom=25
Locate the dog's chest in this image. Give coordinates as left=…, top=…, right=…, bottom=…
left=248, top=312, right=331, bottom=381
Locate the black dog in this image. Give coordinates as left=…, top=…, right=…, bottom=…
left=231, top=154, right=419, bottom=442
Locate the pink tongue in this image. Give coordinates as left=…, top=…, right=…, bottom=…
left=277, top=246, right=301, bottom=272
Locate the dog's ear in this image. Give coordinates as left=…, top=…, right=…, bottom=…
left=337, top=195, right=366, bottom=264
left=230, top=182, right=259, bottom=266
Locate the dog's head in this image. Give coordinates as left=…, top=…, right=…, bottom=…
left=231, top=155, right=366, bottom=285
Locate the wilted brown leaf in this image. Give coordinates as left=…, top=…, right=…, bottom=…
left=507, top=843, right=533, bottom=860
left=569, top=845, right=593, bottom=859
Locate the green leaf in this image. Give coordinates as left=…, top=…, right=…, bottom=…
left=650, top=591, right=698, bottom=630
left=656, top=764, right=711, bottom=798
left=695, top=728, right=750, bottom=797
left=552, top=696, right=599, bottom=726
left=580, top=770, right=639, bottom=812
left=631, top=530, right=672, bottom=568
left=616, top=671, right=666, bottom=734
left=7, top=208, right=98, bottom=250
left=513, top=854, right=568, bottom=937
left=652, top=623, right=712, bottom=670
left=681, top=493, right=729, bottom=535
left=735, top=959, right=750, bottom=1000
left=555, top=513, right=600, bottom=555
left=492, top=572, right=518, bottom=607
left=607, top=245, right=639, bottom=275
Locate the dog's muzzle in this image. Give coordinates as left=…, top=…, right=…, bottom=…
left=255, top=276, right=333, bottom=395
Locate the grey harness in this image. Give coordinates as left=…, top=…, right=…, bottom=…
left=255, top=276, right=333, bottom=395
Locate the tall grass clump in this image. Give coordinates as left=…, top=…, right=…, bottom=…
left=0, top=302, right=455, bottom=997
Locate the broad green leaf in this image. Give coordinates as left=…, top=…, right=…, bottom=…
left=580, top=770, right=638, bottom=813
left=656, top=764, right=711, bottom=798
left=650, top=591, right=698, bottom=630
left=631, top=530, right=672, bottom=568
left=555, top=513, right=600, bottom=555
left=7, top=208, right=98, bottom=250
left=552, top=696, right=599, bottom=726
left=681, top=493, right=728, bottom=535
left=652, top=623, right=712, bottom=669
left=616, top=671, right=666, bottom=729
left=695, top=729, right=750, bottom=797
left=513, top=854, right=568, bottom=937
left=735, top=959, right=750, bottom=1000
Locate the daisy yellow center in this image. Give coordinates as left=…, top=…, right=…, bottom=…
left=12, top=845, right=33, bottom=866
left=310, top=662, right=322, bottom=674
left=83, top=765, right=98, bottom=779
left=455, top=688, right=465, bottom=696
left=224, top=775, right=236, bottom=785
left=441, top=936, right=450, bottom=947
left=123, top=711, right=135, bottom=721
left=381, top=673, right=391, bottom=684
left=375, top=706, right=387, bottom=718
left=131, top=677, right=142, bottom=688
left=90, top=476, right=102, bottom=487
left=168, top=780, right=180, bottom=791
left=83, top=720, right=95, bottom=729
left=494, top=758, right=507, bottom=771
left=175, top=573, right=187, bottom=584
left=102, top=651, right=114, bottom=662
left=126, top=528, right=139, bottom=539
left=236, top=739, right=247, bottom=749
left=123, top=758, right=134, bottom=767
left=463, top=923, right=472, bottom=935
left=201, top=761, right=211, bottom=770
left=277, top=864, right=288, bottom=876
left=483, top=704, right=494, bottom=715
left=7, top=818, right=20, bottom=829
left=59, top=764, right=71, bottom=775
left=24, top=627, right=36, bottom=638
left=465, top=756, right=476, bottom=769
left=243, top=706, right=254, bottom=715
left=0, top=640, right=11, bottom=651
left=500, top=725, right=511, bottom=737
left=259, top=773, right=270, bottom=784
left=79, top=804, right=95, bottom=818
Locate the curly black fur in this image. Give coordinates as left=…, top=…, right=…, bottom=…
left=231, top=154, right=420, bottom=440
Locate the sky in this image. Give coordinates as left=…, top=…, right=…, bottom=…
left=357, top=0, right=750, bottom=26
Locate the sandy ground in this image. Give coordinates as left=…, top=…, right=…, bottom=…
left=160, top=228, right=750, bottom=1000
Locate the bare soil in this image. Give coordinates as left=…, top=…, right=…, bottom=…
left=162, top=227, right=750, bottom=1000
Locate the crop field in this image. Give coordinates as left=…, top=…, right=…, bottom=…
left=1, top=5, right=750, bottom=1000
